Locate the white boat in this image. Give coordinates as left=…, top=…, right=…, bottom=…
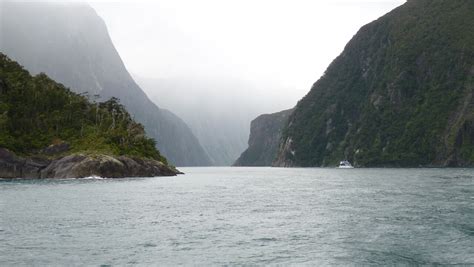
left=338, top=160, right=354, bottom=168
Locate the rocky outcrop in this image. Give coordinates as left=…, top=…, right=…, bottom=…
left=272, top=137, right=296, bottom=167
left=233, top=109, right=293, bottom=166
left=0, top=148, right=180, bottom=179
left=41, top=154, right=180, bottom=178
left=0, top=149, right=50, bottom=179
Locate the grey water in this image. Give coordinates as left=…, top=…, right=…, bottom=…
left=1, top=167, right=473, bottom=265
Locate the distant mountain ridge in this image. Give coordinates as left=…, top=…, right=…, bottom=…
left=274, top=0, right=473, bottom=167
left=0, top=2, right=211, bottom=166
left=137, top=76, right=293, bottom=166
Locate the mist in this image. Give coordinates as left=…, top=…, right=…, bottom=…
left=86, top=0, right=405, bottom=164
left=91, top=0, right=405, bottom=95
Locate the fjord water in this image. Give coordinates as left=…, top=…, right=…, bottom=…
left=1, top=168, right=473, bottom=265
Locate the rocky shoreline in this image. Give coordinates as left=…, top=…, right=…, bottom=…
left=0, top=148, right=182, bottom=179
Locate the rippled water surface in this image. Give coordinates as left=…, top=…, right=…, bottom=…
left=1, top=167, right=473, bottom=265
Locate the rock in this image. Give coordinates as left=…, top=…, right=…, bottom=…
left=40, top=154, right=180, bottom=178
left=0, top=148, right=181, bottom=179
left=272, top=137, right=297, bottom=167
left=234, top=109, right=293, bottom=166
left=0, top=148, right=50, bottom=178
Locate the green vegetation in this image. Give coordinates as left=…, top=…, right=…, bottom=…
left=0, top=53, right=168, bottom=164
left=278, top=0, right=474, bottom=167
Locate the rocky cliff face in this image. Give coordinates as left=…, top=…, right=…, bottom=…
left=234, top=109, right=293, bottom=166
left=274, top=0, right=474, bottom=167
left=0, top=2, right=211, bottom=166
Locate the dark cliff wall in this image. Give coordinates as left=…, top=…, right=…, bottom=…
left=234, top=109, right=293, bottom=166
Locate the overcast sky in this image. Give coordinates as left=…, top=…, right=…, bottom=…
left=86, top=0, right=405, bottom=103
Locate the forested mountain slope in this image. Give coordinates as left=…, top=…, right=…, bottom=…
left=274, top=0, right=473, bottom=167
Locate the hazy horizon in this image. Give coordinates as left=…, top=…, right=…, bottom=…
left=2, top=0, right=407, bottom=112
left=89, top=0, right=406, bottom=110
left=90, top=0, right=407, bottom=164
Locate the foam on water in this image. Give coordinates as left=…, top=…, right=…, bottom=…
left=81, top=175, right=105, bottom=180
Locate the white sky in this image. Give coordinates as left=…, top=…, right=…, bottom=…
left=53, top=0, right=406, bottom=103
left=90, top=0, right=405, bottom=92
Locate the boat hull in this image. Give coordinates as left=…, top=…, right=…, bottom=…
left=338, top=166, right=354, bottom=169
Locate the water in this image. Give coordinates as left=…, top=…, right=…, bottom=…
left=1, top=167, right=473, bottom=265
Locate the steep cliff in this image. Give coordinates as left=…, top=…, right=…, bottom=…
left=234, top=109, right=293, bottom=166
left=274, top=0, right=473, bottom=167
left=0, top=2, right=211, bottom=166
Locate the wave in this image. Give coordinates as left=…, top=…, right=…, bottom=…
left=81, top=175, right=105, bottom=180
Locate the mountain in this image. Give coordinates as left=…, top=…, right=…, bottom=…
left=233, top=109, right=293, bottom=166
left=274, top=0, right=473, bottom=167
left=0, top=2, right=211, bottom=166
left=0, top=53, right=179, bottom=178
left=137, top=76, right=293, bottom=165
